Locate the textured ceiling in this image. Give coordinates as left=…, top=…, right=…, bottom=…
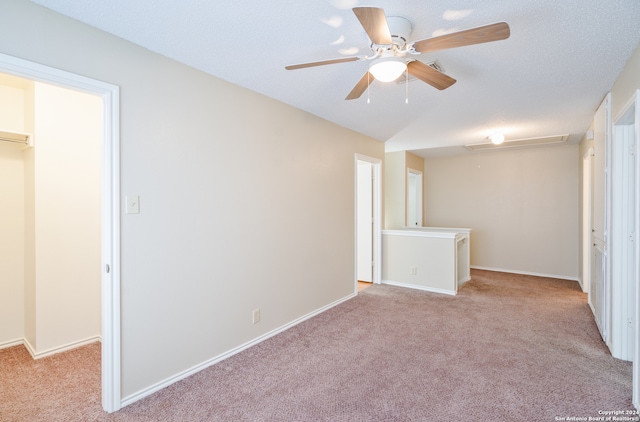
left=30, top=0, right=640, bottom=156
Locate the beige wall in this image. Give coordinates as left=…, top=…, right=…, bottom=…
left=610, top=42, right=640, bottom=120
left=406, top=151, right=424, bottom=173
left=384, top=151, right=405, bottom=229
left=0, top=142, right=25, bottom=346
left=0, top=79, right=26, bottom=347
left=424, top=144, right=579, bottom=279
left=382, top=232, right=457, bottom=294
left=384, top=151, right=425, bottom=229
left=0, top=0, right=384, bottom=401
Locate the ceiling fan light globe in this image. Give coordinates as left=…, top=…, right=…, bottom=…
left=369, top=58, right=407, bottom=82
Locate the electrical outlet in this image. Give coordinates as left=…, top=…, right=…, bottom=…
left=410, top=267, right=417, bottom=275
left=253, top=308, right=261, bottom=324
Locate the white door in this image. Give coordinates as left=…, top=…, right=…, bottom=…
left=610, top=95, right=637, bottom=362
left=357, top=160, right=373, bottom=282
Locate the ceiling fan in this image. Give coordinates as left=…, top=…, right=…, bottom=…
left=285, top=7, right=510, bottom=100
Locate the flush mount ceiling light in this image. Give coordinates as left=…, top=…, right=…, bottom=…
left=369, top=57, right=407, bottom=82
left=489, top=133, right=505, bottom=145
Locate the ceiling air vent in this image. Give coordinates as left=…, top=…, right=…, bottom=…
left=465, top=134, right=569, bottom=151
left=396, top=60, right=443, bottom=84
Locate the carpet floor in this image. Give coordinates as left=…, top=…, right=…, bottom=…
left=0, top=269, right=633, bottom=421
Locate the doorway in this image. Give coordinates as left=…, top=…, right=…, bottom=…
left=0, top=74, right=101, bottom=357
left=355, top=154, right=382, bottom=291
left=407, top=169, right=423, bottom=227
left=0, top=52, right=121, bottom=412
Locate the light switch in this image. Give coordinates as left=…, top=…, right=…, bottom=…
left=126, top=195, right=140, bottom=214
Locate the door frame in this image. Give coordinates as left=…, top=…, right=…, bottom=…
left=582, top=147, right=594, bottom=293
left=608, top=91, right=638, bottom=363
left=0, top=52, right=121, bottom=412
left=355, top=154, right=382, bottom=287
left=356, top=160, right=374, bottom=283
left=612, top=90, right=640, bottom=408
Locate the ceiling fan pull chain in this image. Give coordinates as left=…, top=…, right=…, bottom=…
left=367, top=71, right=371, bottom=104
left=405, top=68, right=409, bottom=104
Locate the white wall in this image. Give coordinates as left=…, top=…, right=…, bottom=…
left=0, top=0, right=384, bottom=401
left=424, top=144, right=579, bottom=279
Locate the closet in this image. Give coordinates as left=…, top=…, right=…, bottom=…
left=0, top=73, right=102, bottom=358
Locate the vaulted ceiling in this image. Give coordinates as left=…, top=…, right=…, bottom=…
left=31, top=0, right=640, bottom=156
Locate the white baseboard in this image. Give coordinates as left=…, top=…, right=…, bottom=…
left=0, top=338, right=24, bottom=351
left=24, top=338, right=36, bottom=357
left=576, top=277, right=586, bottom=291
left=121, top=292, right=358, bottom=408
left=381, top=280, right=457, bottom=296
left=1, top=336, right=101, bottom=358
left=32, top=336, right=102, bottom=359
left=470, top=266, right=579, bottom=282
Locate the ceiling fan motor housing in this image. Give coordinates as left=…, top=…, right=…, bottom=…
left=383, top=16, right=413, bottom=50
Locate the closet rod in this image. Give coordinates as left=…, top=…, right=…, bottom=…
left=0, top=136, right=28, bottom=144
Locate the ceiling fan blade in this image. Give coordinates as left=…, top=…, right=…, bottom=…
left=352, top=7, right=392, bottom=45
left=407, top=61, right=456, bottom=90
left=412, top=22, right=510, bottom=53
left=345, top=72, right=374, bottom=100
left=285, top=56, right=360, bottom=70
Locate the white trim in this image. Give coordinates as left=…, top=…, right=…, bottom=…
left=381, top=280, right=457, bottom=296
left=100, top=73, right=122, bottom=415
left=23, top=339, right=36, bottom=358
left=0, top=338, right=25, bottom=350
left=418, top=227, right=472, bottom=234
left=382, top=229, right=458, bottom=239
left=28, top=337, right=102, bottom=360
left=632, top=89, right=640, bottom=410
left=354, top=154, right=382, bottom=286
left=602, top=93, right=613, bottom=351
left=0, top=52, right=121, bottom=413
left=121, top=292, right=357, bottom=408
left=0, top=336, right=101, bottom=358
left=581, top=147, right=594, bottom=293
left=470, top=266, right=579, bottom=282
